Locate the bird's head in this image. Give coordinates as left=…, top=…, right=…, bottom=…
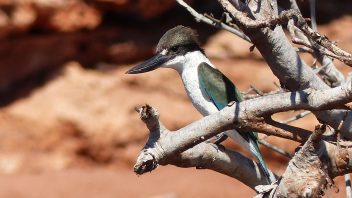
left=126, top=25, right=203, bottom=74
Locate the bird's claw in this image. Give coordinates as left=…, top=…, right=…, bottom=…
left=227, top=101, right=236, bottom=107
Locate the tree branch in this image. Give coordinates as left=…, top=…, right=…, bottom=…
left=258, top=139, right=293, bottom=158
left=280, top=111, right=311, bottom=124
left=176, top=0, right=251, bottom=43
left=134, top=106, right=352, bottom=196
left=133, top=1, right=352, bottom=196
left=133, top=105, right=274, bottom=190
left=133, top=78, right=352, bottom=168
left=216, top=0, right=352, bottom=139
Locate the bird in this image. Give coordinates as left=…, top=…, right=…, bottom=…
left=126, top=25, right=274, bottom=183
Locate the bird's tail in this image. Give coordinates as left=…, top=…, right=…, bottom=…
left=248, top=138, right=276, bottom=183
left=226, top=130, right=275, bottom=183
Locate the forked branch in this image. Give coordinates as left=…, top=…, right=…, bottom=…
left=134, top=106, right=352, bottom=196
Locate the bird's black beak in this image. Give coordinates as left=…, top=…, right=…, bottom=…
left=126, top=53, right=173, bottom=74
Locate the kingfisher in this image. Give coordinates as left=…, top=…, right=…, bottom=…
left=127, top=25, right=274, bottom=182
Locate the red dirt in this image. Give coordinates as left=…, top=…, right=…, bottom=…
left=0, top=167, right=256, bottom=198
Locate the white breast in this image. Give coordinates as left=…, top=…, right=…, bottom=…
left=178, top=51, right=219, bottom=116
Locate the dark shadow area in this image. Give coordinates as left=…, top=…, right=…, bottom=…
left=0, top=1, right=223, bottom=106
left=279, top=0, right=352, bottom=24
left=298, top=0, right=352, bottom=24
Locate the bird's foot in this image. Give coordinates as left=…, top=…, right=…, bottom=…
left=206, top=133, right=228, bottom=144
left=213, top=133, right=228, bottom=145
left=206, top=133, right=228, bottom=151
left=227, top=101, right=236, bottom=107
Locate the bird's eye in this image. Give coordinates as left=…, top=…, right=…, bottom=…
left=170, top=46, right=179, bottom=52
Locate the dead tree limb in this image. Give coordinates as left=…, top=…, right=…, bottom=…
left=134, top=78, right=352, bottom=169
left=176, top=0, right=251, bottom=43
left=134, top=0, right=352, bottom=196
left=134, top=105, right=273, bottom=189
left=215, top=0, right=352, bottom=139
left=134, top=106, right=352, bottom=197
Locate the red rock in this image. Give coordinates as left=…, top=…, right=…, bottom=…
left=0, top=61, right=199, bottom=172
left=0, top=0, right=192, bottom=38
left=93, top=0, right=177, bottom=19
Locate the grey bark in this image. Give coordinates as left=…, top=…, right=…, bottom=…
left=133, top=0, right=352, bottom=196
left=134, top=106, right=352, bottom=197
left=217, top=0, right=352, bottom=139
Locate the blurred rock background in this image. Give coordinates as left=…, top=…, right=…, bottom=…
left=0, top=0, right=351, bottom=197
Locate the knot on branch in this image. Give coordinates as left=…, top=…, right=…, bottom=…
left=311, top=124, right=326, bottom=144
left=326, top=141, right=352, bottom=178
left=134, top=148, right=159, bottom=175
left=331, top=148, right=349, bottom=177
left=276, top=125, right=330, bottom=197
left=136, top=104, right=160, bottom=131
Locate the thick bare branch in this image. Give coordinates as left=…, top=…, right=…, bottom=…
left=134, top=106, right=352, bottom=196
left=150, top=81, right=352, bottom=147
left=216, top=0, right=352, bottom=139
left=133, top=105, right=274, bottom=190
left=136, top=82, right=352, bottom=152
left=133, top=77, right=352, bottom=164
left=133, top=81, right=352, bottom=170
left=308, top=0, right=317, bottom=31
left=133, top=1, right=352, bottom=196
left=241, top=81, right=352, bottom=117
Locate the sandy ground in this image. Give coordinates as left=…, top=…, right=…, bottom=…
left=0, top=166, right=346, bottom=198
left=0, top=167, right=255, bottom=198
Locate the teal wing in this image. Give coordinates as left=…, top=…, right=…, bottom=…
left=197, top=62, right=256, bottom=141
left=197, top=62, right=243, bottom=110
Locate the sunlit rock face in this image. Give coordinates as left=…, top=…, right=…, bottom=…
left=0, top=0, right=192, bottom=38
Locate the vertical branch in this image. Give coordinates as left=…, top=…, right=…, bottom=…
left=308, top=0, right=317, bottom=30
left=345, top=174, right=352, bottom=198
left=307, top=0, right=345, bottom=87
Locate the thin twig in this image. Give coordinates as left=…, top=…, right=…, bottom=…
left=258, top=139, right=292, bottom=158
left=243, top=87, right=255, bottom=95
left=250, top=85, right=264, bottom=95
left=288, top=0, right=300, bottom=11
left=306, top=0, right=345, bottom=87
left=292, top=37, right=346, bottom=61
left=294, top=14, right=352, bottom=66
left=176, top=0, right=252, bottom=43
left=242, top=85, right=283, bottom=100
left=313, top=61, right=330, bottom=74
left=218, top=1, right=352, bottom=66
left=280, top=111, right=312, bottom=124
